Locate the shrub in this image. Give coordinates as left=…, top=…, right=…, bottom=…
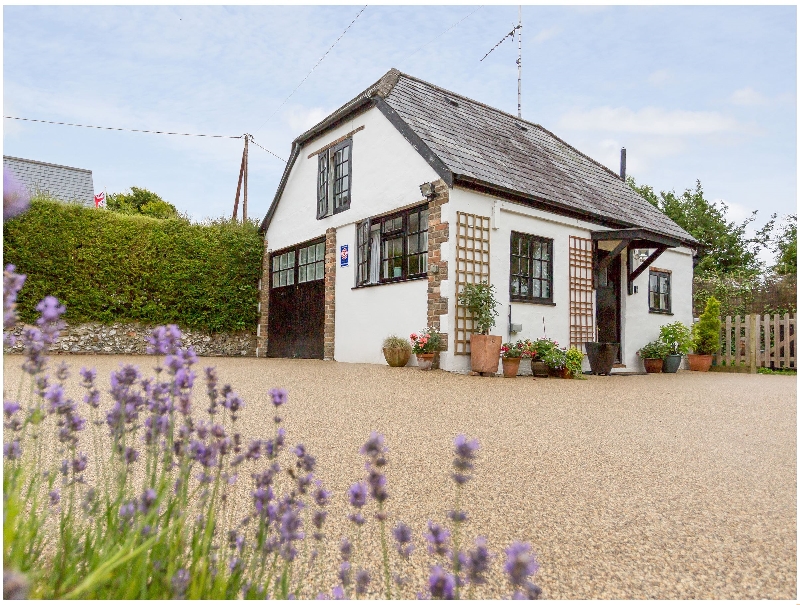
left=564, top=347, right=584, bottom=378
left=541, top=347, right=566, bottom=370
left=638, top=340, right=669, bottom=360
left=658, top=321, right=692, bottom=356
left=2, top=197, right=262, bottom=332
left=693, top=296, right=722, bottom=355
left=2, top=266, right=543, bottom=599
left=457, top=283, right=499, bottom=335
left=520, top=338, right=558, bottom=362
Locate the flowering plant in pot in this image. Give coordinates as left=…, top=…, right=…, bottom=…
left=500, top=342, right=526, bottom=378
left=410, top=327, right=442, bottom=370
left=689, top=296, right=721, bottom=371
left=565, top=347, right=585, bottom=379
left=638, top=340, right=668, bottom=373
left=457, top=282, right=501, bottom=374
left=525, top=338, right=558, bottom=377
left=382, top=335, right=412, bottom=367
left=658, top=321, right=692, bottom=373
left=542, top=347, right=569, bottom=378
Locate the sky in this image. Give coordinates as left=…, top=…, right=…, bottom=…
left=3, top=5, right=797, bottom=261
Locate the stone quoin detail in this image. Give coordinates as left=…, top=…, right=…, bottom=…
left=324, top=227, right=337, bottom=360
left=426, top=178, right=450, bottom=358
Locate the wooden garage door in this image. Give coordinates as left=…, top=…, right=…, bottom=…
left=267, top=239, right=326, bottom=359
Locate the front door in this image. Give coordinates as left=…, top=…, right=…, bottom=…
left=596, top=249, right=621, bottom=359
left=267, top=239, right=326, bottom=359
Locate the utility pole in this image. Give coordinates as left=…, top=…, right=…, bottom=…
left=233, top=134, right=250, bottom=222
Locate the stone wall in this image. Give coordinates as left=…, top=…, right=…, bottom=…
left=4, top=321, right=256, bottom=357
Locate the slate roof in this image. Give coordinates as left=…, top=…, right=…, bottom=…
left=262, top=69, right=696, bottom=246
left=3, top=155, right=95, bottom=206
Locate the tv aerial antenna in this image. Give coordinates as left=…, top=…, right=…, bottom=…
left=480, top=6, right=523, bottom=118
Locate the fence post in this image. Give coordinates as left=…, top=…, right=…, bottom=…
left=749, top=313, right=758, bottom=374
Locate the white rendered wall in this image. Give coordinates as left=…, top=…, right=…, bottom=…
left=264, top=106, right=439, bottom=364
left=265, top=106, right=440, bottom=252
left=620, top=246, right=694, bottom=370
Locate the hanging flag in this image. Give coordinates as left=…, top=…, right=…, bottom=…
left=94, top=192, right=105, bottom=208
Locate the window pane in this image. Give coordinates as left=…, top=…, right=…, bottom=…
left=533, top=280, right=541, bottom=298
left=317, top=243, right=325, bottom=259
left=520, top=238, right=529, bottom=256
left=299, top=265, right=307, bottom=283
left=409, top=212, right=419, bottom=233
left=273, top=256, right=279, bottom=271
left=542, top=243, right=550, bottom=261
left=520, top=258, right=529, bottom=276
left=420, top=209, right=429, bottom=231
left=660, top=276, right=669, bottom=294
left=511, top=278, right=519, bottom=295
left=408, top=255, right=419, bottom=275
left=273, top=273, right=279, bottom=288
left=288, top=253, right=295, bottom=268
left=511, top=257, right=520, bottom=275
left=511, top=233, right=520, bottom=255
left=279, top=271, right=286, bottom=287
left=650, top=274, right=658, bottom=292
left=299, top=247, right=308, bottom=265
left=533, top=241, right=541, bottom=259
left=316, top=261, right=324, bottom=280
left=280, top=254, right=287, bottom=270
left=533, top=262, right=541, bottom=278
left=407, top=235, right=418, bottom=254
left=287, top=270, right=294, bottom=286
left=520, top=280, right=529, bottom=296
left=543, top=280, right=550, bottom=298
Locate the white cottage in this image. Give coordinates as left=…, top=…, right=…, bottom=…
left=256, top=69, right=697, bottom=373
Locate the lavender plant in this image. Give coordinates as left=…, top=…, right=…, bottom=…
left=3, top=263, right=542, bottom=599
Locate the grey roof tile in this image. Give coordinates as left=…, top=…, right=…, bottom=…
left=3, top=155, right=94, bottom=206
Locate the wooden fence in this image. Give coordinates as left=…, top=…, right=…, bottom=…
left=716, top=313, right=796, bottom=370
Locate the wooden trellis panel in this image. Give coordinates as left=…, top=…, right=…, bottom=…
left=454, top=212, right=491, bottom=355
left=569, top=236, right=595, bottom=349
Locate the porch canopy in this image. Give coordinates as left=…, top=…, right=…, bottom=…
left=591, top=228, right=685, bottom=295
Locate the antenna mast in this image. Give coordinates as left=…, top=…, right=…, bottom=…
left=480, top=6, right=523, bottom=118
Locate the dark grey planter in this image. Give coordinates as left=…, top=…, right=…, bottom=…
left=585, top=342, right=619, bottom=376
left=663, top=354, right=682, bottom=373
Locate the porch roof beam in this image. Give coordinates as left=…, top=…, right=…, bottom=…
left=591, top=228, right=682, bottom=249
left=595, top=239, right=629, bottom=273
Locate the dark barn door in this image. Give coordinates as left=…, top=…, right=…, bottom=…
left=267, top=239, right=326, bottom=359
left=596, top=249, right=621, bottom=360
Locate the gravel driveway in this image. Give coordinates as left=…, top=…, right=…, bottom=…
left=4, top=354, right=796, bottom=599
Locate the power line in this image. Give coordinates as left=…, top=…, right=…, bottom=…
left=4, top=115, right=242, bottom=139
left=252, top=5, right=368, bottom=135
left=401, top=6, right=484, bottom=63
left=248, top=135, right=287, bottom=163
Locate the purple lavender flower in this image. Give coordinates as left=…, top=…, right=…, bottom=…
left=331, top=586, right=345, bottom=600
left=124, top=447, right=139, bottom=465
left=79, top=367, right=96, bottom=388
left=252, top=487, right=273, bottom=514
left=3, top=401, right=20, bottom=417
left=465, top=537, right=491, bottom=586
left=360, top=431, right=387, bottom=465
left=171, top=569, right=189, bottom=598
left=119, top=502, right=136, bottom=521
left=147, top=325, right=182, bottom=356
left=338, top=561, right=352, bottom=587
left=3, top=168, right=30, bottom=221
left=279, top=507, right=304, bottom=546
left=452, top=434, right=480, bottom=485
left=35, top=296, right=66, bottom=345
left=426, top=521, right=451, bottom=556
left=72, top=453, right=88, bottom=473
left=245, top=440, right=262, bottom=460
left=428, top=565, right=455, bottom=599
left=20, top=327, right=47, bottom=376
left=448, top=511, right=468, bottom=523
left=49, top=490, right=60, bottom=506
left=275, top=427, right=285, bottom=447
left=348, top=481, right=368, bottom=508
left=3, top=265, right=26, bottom=346
left=189, top=440, right=217, bottom=467
left=55, top=361, right=69, bottom=383
left=269, top=388, right=288, bottom=407
left=173, top=367, right=195, bottom=391
left=512, top=582, right=542, bottom=600
left=348, top=512, right=366, bottom=526
left=367, top=468, right=388, bottom=503
left=139, top=488, right=157, bottom=513
left=223, top=391, right=243, bottom=414
left=504, top=542, right=539, bottom=587
left=393, top=522, right=414, bottom=558
left=339, top=537, right=352, bottom=561
left=355, top=569, right=371, bottom=596
left=312, top=509, right=327, bottom=531
left=313, top=486, right=331, bottom=507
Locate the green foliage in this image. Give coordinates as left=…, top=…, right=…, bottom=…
left=565, top=347, right=584, bottom=379
left=757, top=366, right=797, bottom=375
left=638, top=340, right=669, bottom=360
left=772, top=214, right=797, bottom=276
left=658, top=321, right=692, bottom=356
left=382, top=334, right=412, bottom=352
left=457, top=282, right=499, bottom=334
left=107, top=186, right=181, bottom=220
left=693, top=271, right=796, bottom=317
left=3, top=197, right=262, bottom=332
left=627, top=177, right=774, bottom=276
left=692, top=296, right=722, bottom=355
left=541, top=346, right=566, bottom=370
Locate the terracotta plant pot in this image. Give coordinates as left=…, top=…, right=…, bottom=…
left=469, top=334, right=502, bottom=374
left=502, top=357, right=521, bottom=378
left=416, top=353, right=435, bottom=371
left=643, top=358, right=663, bottom=373
left=383, top=347, right=411, bottom=368
left=687, top=353, right=713, bottom=372
left=663, top=354, right=682, bottom=373
left=530, top=361, right=549, bottom=377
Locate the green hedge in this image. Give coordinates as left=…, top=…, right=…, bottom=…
left=3, top=198, right=263, bottom=333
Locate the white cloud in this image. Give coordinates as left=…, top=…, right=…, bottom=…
left=558, top=106, right=739, bottom=136
left=532, top=27, right=560, bottom=44
left=730, top=87, right=769, bottom=106
left=647, top=69, right=670, bottom=87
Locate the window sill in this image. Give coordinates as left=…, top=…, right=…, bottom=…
left=510, top=298, right=556, bottom=306
left=352, top=275, right=427, bottom=290
left=649, top=309, right=673, bottom=315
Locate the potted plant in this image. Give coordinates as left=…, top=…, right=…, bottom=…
left=526, top=337, right=557, bottom=377
left=638, top=340, right=668, bottom=373
left=500, top=342, right=525, bottom=378
left=658, top=321, right=692, bottom=373
left=410, top=327, right=442, bottom=371
left=382, top=335, right=412, bottom=367
left=458, top=282, right=501, bottom=374
left=585, top=341, right=619, bottom=375
left=542, top=346, right=568, bottom=378
left=688, top=296, right=721, bottom=371
left=565, top=347, right=584, bottom=379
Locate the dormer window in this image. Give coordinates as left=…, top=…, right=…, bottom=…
left=317, top=138, right=351, bottom=219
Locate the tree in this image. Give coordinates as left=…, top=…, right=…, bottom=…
left=771, top=214, right=797, bottom=276
left=626, top=177, right=774, bottom=276
left=106, top=187, right=181, bottom=220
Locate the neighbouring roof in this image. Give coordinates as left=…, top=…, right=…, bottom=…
left=261, top=69, right=696, bottom=246
left=3, top=155, right=95, bottom=206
